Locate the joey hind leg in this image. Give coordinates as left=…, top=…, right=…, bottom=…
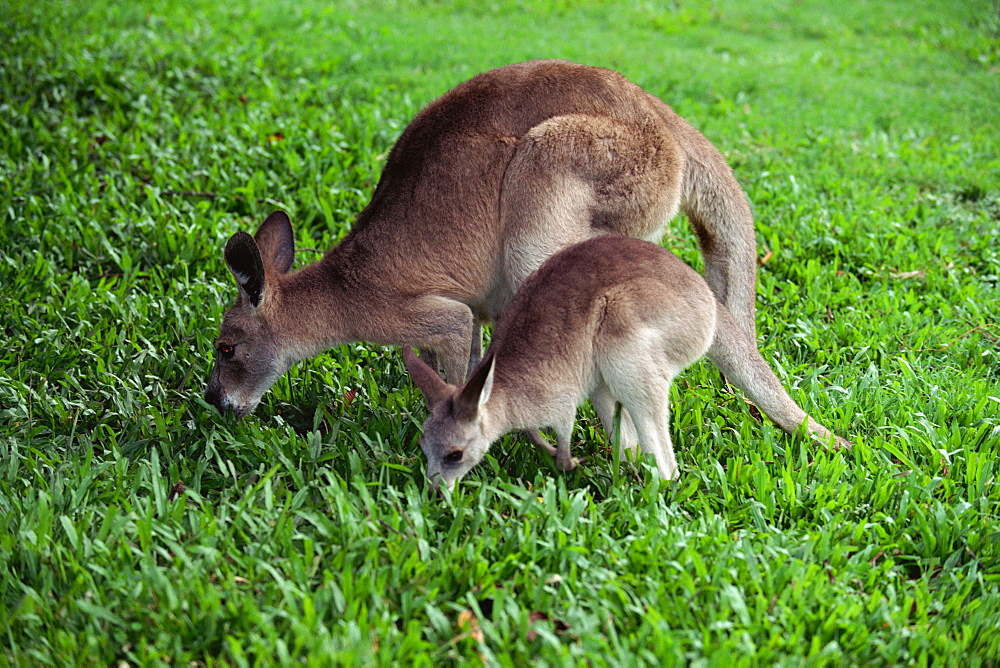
left=590, top=383, right=641, bottom=459
left=622, top=391, right=678, bottom=480
left=596, top=378, right=680, bottom=480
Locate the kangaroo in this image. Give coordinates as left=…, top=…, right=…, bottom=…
left=205, top=59, right=757, bottom=418
left=403, top=236, right=850, bottom=490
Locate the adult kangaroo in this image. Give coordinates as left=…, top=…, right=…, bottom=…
left=205, top=60, right=757, bottom=418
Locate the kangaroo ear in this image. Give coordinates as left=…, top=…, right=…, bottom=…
left=224, top=231, right=266, bottom=307
left=403, top=347, right=452, bottom=409
left=254, top=210, right=295, bottom=275
left=456, top=352, right=495, bottom=419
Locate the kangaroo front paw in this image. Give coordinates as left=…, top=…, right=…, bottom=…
left=524, top=429, right=558, bottom=457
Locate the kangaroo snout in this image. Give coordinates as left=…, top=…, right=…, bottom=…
left=424, top=471, right=448, bottom=496
left=203, top=384, right=235, bottom=417
left=425, top=469, right=457, bottom=495
left=203, top=385, right=222, bottom=410
left=203, top=366, right=230, bottom=416
left=203, top=377, right=252, bottom=419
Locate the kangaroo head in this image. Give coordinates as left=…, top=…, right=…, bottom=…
left=204, top=211, right=297, bottom=418
left=403, top=347, right=497, bottom=490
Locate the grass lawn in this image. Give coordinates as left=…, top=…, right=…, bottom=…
left=2, top=0, right=998, bottom=663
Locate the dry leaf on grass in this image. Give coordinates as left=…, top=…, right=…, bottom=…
left=890, top=270, right=925, bottom=280
left=341, top=388, right=358, bottom=407
left=168, top=481, right=186, bottom=500
left=456, top=609, right=484, bottom=644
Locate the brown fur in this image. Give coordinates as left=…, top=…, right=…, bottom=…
left=405, top=237, right=849, bottom=488
left=205, top=60, right=757, bottom=417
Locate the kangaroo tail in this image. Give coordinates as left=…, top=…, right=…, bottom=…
left=706, top=300, right=851, bottom=448
left=673, top=121, right=758, bottom=342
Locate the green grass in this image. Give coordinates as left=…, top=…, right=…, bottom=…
left=2, top=0, right=999, bottom=663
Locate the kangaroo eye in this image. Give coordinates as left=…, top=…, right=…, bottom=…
left=218, top=344, right=236, bottom=360
left=443, top=450, right=463, bottom=464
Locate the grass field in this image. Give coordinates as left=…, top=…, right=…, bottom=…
left=2, top=0, right=999, bottom=663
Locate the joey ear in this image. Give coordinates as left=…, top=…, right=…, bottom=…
left=402, top=347, right=452, bottom=409
left=254, top=210, right=295, bottom=274
left=224, top=231, right=266, bottom=307
left=456, top=353, right=495, bottom=418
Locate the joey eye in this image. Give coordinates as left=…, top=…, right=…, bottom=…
left=218, top=344, right=236, bottom=360
left=443, top=450, right=463, bottom=464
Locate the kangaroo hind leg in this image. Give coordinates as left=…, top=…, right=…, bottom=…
left=612, top=375, right=679, bottom=480
left=590, top=381, right=641, bottom=461
left=597, top=330, right=690, bottom=480
left=593, top=371, right=682, bottom=481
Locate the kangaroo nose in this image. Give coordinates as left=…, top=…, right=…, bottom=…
left=204, top=385, right=223, bottom=412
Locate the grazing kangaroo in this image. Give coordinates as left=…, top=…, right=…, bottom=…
left=205, top=59, right=757, bottom=418
left=404, top=236, right=849, bottom=490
